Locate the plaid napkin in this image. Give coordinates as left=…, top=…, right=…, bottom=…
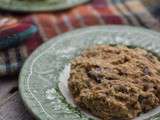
left=0, top=0, right=160, bottom=76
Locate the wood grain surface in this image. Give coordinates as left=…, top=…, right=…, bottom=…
left=0, top=76, right=35, bottom=120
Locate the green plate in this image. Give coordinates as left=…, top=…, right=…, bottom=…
left=19, top=26, right=160, bottom=120
left=0, top=0, right=90, bottom=12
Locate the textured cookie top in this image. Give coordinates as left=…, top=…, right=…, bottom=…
left=68, top=45, right=160, bottom=120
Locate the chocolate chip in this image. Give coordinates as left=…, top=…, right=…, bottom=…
left=96, top=77, right=102, bottom=83
left=138, top=95, right=149, bottom=103
left=138, top=95, right=144, bottom=103
left=153, top=86, right=157, bottom=90
left=143, top=67, right=151, bottom=76
left=87, top=70, right=102, bottom=83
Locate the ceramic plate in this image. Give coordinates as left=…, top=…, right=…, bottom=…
left=0, top=0, right=90, bottom=12
left=19, top=26, right=160, bottom=120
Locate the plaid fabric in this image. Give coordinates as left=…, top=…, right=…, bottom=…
left=0, top=0, right=160, bottom=76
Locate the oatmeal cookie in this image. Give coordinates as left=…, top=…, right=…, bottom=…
left=68, top=45, right=160, bottom=120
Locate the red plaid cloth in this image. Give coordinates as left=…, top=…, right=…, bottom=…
left=0, top=0, right=160, bottom=76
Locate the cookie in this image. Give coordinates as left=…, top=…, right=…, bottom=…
left=68, top=45, right=160, bottom=120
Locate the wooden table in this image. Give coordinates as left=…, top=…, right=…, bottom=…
left=0, top=76, right=35, bottom=120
